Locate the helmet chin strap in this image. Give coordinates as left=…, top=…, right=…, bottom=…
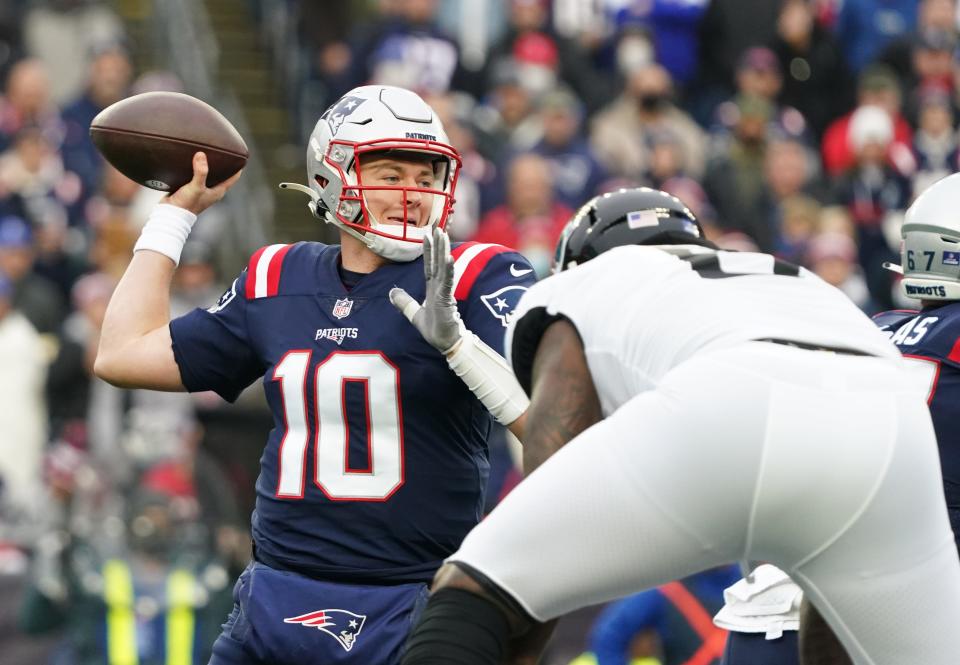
left=364, top=207, right=428, bottom=262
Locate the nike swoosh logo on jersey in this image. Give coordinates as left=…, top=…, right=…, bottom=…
left=510, top=264, right=533, bottom=277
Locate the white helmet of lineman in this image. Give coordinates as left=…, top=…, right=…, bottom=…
left=281, top=85, right=462, bottom=262
left=885, top=172, right=960, bottom=300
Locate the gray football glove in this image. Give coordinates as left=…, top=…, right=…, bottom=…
left=389, top=225, right=465, bottom=353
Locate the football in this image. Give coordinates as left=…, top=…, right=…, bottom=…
left=90, top=91, right=248, bottom=192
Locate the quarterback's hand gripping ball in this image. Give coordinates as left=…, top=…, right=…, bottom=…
left=389, top=226, right=465, bottom=354
left=90, top=91, right=248, bottom=193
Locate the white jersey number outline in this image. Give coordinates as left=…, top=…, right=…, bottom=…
left=273, top=350, right=404, bottom=501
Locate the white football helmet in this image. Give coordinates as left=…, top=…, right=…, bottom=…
left=281, top=85, right=461, bottom=262
left=885, top=172, right=960, bottom=300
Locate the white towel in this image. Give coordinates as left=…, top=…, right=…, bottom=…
left=713, top=565, right=803, bottom=639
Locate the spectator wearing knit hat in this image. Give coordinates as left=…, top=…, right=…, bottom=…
left=832, top=104, right=911, bottom=310
left=821, top=64, right=915, bottom=176
left=509, top=31, right=560, bottom=98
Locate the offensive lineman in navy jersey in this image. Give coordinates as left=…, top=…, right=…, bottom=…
left=94, top=85, right=535, bottom=665
left=874, top=171, right=960, bottom=556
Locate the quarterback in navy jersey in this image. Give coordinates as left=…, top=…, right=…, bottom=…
left=874, top=172, right=960, bottom=557
left=172, top=235, right=533, bottom=584
left=95, top=85, right=534, bottom=665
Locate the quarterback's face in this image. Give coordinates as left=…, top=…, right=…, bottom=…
left=359, top=156, right=437, bottom=229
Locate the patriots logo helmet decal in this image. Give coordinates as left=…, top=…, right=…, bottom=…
left=321, top=95, right=366, bottom=136
left=284, top=608, right=367, bottom=651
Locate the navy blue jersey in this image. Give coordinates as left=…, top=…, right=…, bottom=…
left=874, top=304, right=960, bottom=531
left=169, top=241, right=535, bottom=584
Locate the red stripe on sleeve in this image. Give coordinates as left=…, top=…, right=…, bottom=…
left=454, top=245, right=508, bottom=300
left=245, top=246, right=269, bottom=299
left=266, top=244, right=293, bottom=297
left=946, top=337, right=960, bottom=364
left=451, top=242, right=477, bottom=260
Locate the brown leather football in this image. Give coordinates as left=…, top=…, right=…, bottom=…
left=90, top=91, right=248, bottom=192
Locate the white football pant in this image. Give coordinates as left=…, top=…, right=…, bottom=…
left=451, top=342, right=960, bottom=665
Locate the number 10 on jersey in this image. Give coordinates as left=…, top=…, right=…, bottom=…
left=273, top=350, right=404, bottom=500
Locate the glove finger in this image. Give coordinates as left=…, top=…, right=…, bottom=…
left=441, top=250, right=455, bottom=302
left=422, top=231, right=433, bottom=281
left=440, top=228, right=455, bottom=300
left=431, top=224, right=443, bottom=282
left=439, top=226, right=450, bottom=265
left=389, top=287, right=421, bottom=323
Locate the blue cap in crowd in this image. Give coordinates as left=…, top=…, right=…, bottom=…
left=0, top=216, right=33, bottom=249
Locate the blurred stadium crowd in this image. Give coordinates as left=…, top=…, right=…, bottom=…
left=0, top=0, right=954, bottom=663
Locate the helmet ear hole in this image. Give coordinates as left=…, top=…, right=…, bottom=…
left=314, top=174, right=329, bottom=188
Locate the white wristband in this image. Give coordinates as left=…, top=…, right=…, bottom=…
left=446, top=330, right=530, bottom=426
left=133, top=204, right=198, bottom=265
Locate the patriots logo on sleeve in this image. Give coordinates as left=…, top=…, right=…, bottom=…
left=283, top=608, right=367, bottom=651
left=207, top=278, right=239, bottom=314
left=480, top=285, right=528, bottom=327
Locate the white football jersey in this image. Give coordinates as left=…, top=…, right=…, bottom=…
left=506, top=245, right=900, bottom=416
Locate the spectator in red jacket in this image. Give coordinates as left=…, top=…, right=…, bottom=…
left=472, top=152, right=573, bottom=276
left=821, top=64, right=914, bottom=176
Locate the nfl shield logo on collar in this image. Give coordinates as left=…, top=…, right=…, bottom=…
left=332, top=297, right=354, bottom=319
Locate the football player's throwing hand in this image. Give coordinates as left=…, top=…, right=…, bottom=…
left=389, top=225, right=465, bottom=354
left=166, top=151, right=242, bottom=215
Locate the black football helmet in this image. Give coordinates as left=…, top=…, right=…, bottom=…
left=553, top=187, right=714, bottom=273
